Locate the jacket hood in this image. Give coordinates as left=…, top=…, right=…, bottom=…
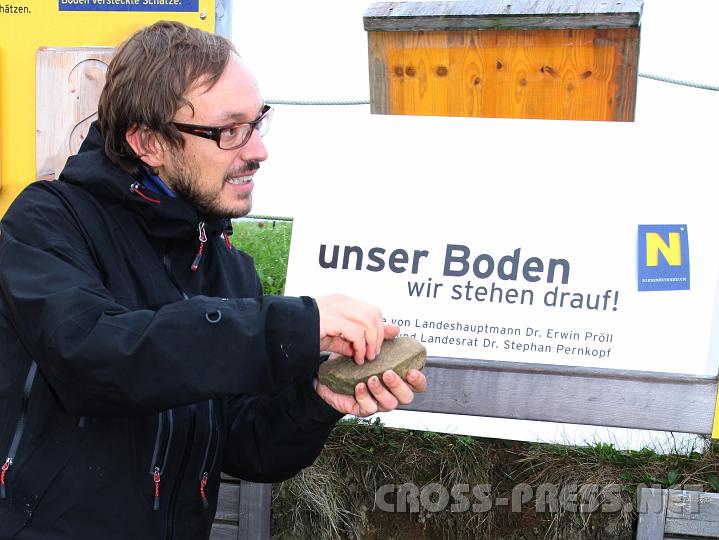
left=59, top=122, right=231, bottom=242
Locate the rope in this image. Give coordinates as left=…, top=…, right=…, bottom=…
left=266, top=99, right=370, bottom=106
left=265, top=74, right=717, bottom=107
left=638, top=72, right=719, bottom=92
left=239, top=214, right=294, bottom=222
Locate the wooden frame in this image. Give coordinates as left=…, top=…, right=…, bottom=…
left=407, top=357, right=717, bottom=434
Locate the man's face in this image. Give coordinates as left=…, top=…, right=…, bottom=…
left=162, top=55, right=268, bottom=218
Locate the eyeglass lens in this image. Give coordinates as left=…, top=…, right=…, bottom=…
left=219, top=109, right=273, bottom=150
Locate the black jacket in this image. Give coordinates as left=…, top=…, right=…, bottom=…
left=0, top=124, right=342, bottom=539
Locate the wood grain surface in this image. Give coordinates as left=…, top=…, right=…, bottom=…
left=405, top=357, right=717, bottom=434
left=368, top=27, right=639, bottom=120
left=35, top=47, right=114, bottom=180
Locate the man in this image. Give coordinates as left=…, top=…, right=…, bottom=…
left=0, top=21, right=426, bottom=539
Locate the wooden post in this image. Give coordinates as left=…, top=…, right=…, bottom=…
left=364, top=0, right=643, bottom=121
left=636, top=488, right=668, bottom=539
left=636, top=488, right=719, bottom=538
left=238, top=482, right=272, bottom=540
left=210, top=476, right=272, bottom=540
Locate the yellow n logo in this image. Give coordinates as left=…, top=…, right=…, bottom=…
left=645, top=232, right=682, bottom=266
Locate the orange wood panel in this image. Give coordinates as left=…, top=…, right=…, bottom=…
left=368, top=27, right=639, bottom=121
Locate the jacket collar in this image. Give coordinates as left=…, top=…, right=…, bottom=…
left=59, top=122, right=231, bottom=242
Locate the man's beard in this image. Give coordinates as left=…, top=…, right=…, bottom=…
left=168, top=153, right=260, bottom=219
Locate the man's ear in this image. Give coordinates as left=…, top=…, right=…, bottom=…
left=125, top=125, right=166, bottom=168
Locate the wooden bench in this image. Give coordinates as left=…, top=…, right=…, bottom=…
left=636, top=488, right=719, bottom=539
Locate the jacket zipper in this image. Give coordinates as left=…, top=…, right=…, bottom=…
left=1, top=361, right=38, bottom=499
left=197, top=400, right=218, bottom=509
left=161, top=251, right=201, bottom=537
left=165, top=404, right=196, bottom=540
left=149, top=410, right=174, bottom=510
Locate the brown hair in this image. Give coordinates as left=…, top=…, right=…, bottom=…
left=98, top=21, right=236, bottom=175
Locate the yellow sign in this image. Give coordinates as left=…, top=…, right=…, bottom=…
left=0, top=0, right=215, bottom=215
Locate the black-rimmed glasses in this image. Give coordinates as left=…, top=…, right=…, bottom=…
left=172, top=104, right=273, bottom=150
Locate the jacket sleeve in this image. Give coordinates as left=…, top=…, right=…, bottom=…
left=0, top=186, right=322, bottom=417
left=218, top=244, right=342, bottom=483
left=221, top=378, right=344, bottom=483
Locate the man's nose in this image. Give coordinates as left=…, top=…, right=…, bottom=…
left=239, top=127, right=268, bottom=163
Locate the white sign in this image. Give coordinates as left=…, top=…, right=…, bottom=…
left=282, top=112, right=719, bottom=378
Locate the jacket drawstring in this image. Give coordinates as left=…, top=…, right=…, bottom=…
left=190, top=222, right=207, bottom=271
left=130, top=182, right=161, bottom=204
left=222, top=232, right=232, bottom=251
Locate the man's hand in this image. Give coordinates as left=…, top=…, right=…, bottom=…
left=316, top=294, right=399, bottom=364
left=316, top=368, right=428, bottom=417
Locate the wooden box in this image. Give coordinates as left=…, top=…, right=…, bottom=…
left=364, top=0, right=643, bottom=121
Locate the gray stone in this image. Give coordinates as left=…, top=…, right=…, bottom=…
left=318, top=336, right=427, bottom=395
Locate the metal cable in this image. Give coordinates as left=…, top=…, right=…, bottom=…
left=265, top=73, right=717, bottom=107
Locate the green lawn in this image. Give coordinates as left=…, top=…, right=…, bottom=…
left=230, top=217, right=292, bottom=296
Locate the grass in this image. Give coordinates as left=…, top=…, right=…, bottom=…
left=233, top=218, right=719, bottom=539
left=230, top=217, right=293, bottom=296
left=518, top=439, right=719, bottom=492
left=272, top=418, right=495, bottom=539
left=272, top=420, right=719, bottom=539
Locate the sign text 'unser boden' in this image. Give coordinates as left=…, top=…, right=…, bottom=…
left=319, top=243, right=620, bottom=312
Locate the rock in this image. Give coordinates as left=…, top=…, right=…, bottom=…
left=318, top=336, right=427, bottom=395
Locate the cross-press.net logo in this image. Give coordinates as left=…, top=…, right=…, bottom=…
left=637, top=225, right=690, bottom=292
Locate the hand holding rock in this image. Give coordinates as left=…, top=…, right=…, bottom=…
left=318, top=336, right=426, bottom=395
